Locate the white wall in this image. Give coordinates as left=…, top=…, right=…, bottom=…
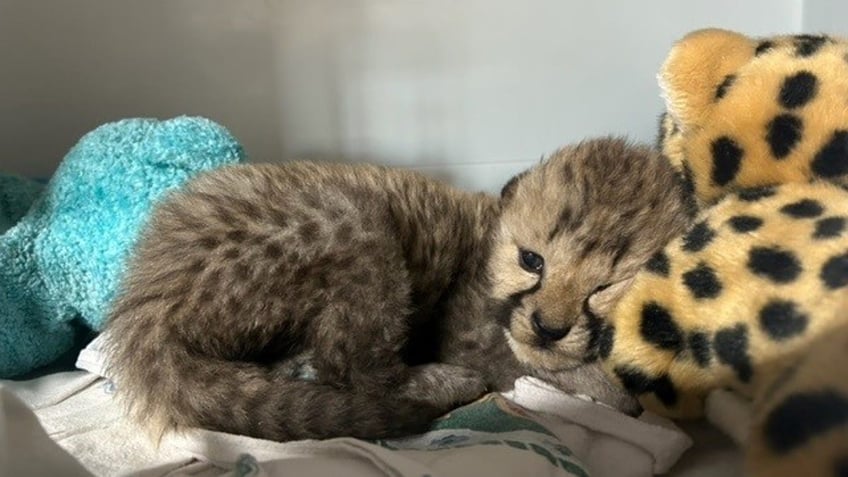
left=1, top=0, right=804, bottom=192
left=803, top=0, right=848, bottom=35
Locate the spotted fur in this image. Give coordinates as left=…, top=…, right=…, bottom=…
left=106, top=138, right=660, bottom=442
left=605, top=182, right=848, bottom=416
left=747, top=324, right=848, bottom=476
left=106, top=162, right=501, bottom=441
left=602, top=29, right=848, bottom=477
left=658, top=30, right=848, bottom=205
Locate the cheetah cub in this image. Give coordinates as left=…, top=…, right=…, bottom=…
left=106, top=137, right=692, bottom=442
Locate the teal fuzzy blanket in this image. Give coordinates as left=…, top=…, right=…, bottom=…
left=0, top=175, right=43, bottom=234
left=0, top=116, right=246, bottom=377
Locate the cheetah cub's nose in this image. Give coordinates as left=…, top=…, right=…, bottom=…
left=531, top=311, right=571, bottom=343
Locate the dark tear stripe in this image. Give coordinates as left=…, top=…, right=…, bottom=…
left=494, top=280, right=542, bottom=328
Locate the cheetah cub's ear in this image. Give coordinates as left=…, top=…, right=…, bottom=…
left=500, top=170, right=529, bottom=204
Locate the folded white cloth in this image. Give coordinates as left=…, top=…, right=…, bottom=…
left=1, top=374, right=590, bottom=477
left=504, top=376, right=692, bottom=476
left=0, top=335, right=698, bottom=477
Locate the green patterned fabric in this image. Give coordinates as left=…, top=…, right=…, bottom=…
left=374, top=394, right=590, bottom=477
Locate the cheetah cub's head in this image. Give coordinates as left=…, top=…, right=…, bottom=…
left=490, top=137, right=694, bottom=372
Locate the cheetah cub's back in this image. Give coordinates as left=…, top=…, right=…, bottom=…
left=106, top=161, right=499, bottom=442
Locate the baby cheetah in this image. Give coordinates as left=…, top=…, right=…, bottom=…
left=106, top=137, right=692, bottom=441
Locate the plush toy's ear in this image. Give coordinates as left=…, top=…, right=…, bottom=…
left=659, top=29, right=754, bottom=132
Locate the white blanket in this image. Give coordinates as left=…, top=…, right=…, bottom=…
left=0, top=336, right=700, bottom=477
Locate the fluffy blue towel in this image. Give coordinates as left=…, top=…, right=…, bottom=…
left=0, top=175, right=44, bottom=234
left=0, top=116, right=245, bottom=377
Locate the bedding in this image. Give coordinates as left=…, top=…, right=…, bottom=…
left=0, top=335, right=732, bottom=477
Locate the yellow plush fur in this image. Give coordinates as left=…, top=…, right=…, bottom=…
left=659, top=29, right=848, bottom=204
left=603, top=28, right=848, bottom=476
left=747, top=323, right=848, bottom=476
left=608, top=181, right=848, bottom=417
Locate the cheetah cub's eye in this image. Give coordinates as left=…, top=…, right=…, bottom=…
left=519, top=249, right=545, bottom=274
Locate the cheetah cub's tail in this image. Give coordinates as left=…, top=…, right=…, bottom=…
left=104, top=319, right=484, bottom=442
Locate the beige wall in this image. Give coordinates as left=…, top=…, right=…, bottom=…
left=0, top=0, right=804, bottom=191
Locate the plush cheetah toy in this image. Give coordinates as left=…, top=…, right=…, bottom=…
left=598, top=29, right=848, bottom=476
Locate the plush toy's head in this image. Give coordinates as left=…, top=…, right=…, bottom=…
left=657, top=29, right=848, bottom=204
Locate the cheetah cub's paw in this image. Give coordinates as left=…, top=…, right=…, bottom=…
left=400, top=364, right=488, bottom=409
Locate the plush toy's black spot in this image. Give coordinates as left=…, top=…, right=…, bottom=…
left=714, top=324, right=753, bottom=383
left=674, top=161, right=698, bottom=219
left=598, top=325, right=614, bottom=360
left=814, top=216, right=846, bottom=239
left=715, top=74, right=736, bottom=100
left=650, top=375, right=679, bottom=407
left=812, top=130, right=848, bottom=178
left=764, top=390, right=848, bottom=454
left=682, top=263, right=723, bottom=299
left=737, top=186, right=777, bottom=202
left=759, top=299, right=809, bottom=340
left=646, top=250, right=670, bottom=276
left=640, top=301, right=683, bottom=352
left=766, top=113, right=803, bottom=159
left=747, top=246, right=802, bottom=283
left=680, top=160, right=696, bottom=199
left=755, top=40, right=774, bottom=56
left=710, top=136, right=743, bottom=186
left=779, top=71, right=819, bottom=108
left=688, top=332, right=711, bottom=367
left=821, top=252, right=848, bottom=289
left=613, top=367, right=678, bottom=406
left=682, top=221, right=716, bottom=253
left=728, top=215, right=763, bottom=233
left=793, top=34, right=829, bottom=57
left=781, top=199, right=824, bottom=218
left=583, top=312, right=603, bottom=362
left=614, top=366, right=653, bottom=394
